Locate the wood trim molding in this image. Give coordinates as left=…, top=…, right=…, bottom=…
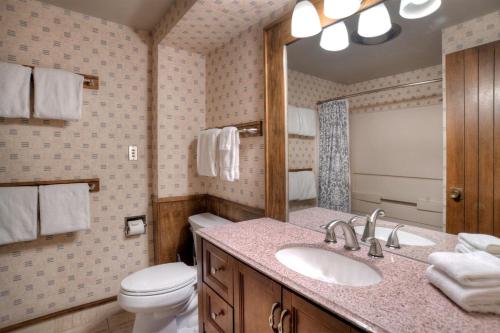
left=153, top=194, right=264, bottom=265
left=0, top=296, right=117, bottom=333
left=263, top=0, right=384, bottom=222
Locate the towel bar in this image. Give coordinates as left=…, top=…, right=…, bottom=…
left=0, top=178, right=100, bottom=192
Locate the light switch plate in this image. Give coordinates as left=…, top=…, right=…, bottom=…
left=128, top=146, right=138, bottom=161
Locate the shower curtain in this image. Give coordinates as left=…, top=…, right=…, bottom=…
left=318, top=100, right=351, bottom=212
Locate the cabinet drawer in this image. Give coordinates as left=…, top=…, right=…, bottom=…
left=202, top=283, right=234, bottom=333
left=203, top=240, right=234, bottom=305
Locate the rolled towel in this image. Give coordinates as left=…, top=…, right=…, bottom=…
left=458, top=233, right=500, bottom=255
left=426, top=266, right=500, bottom=314
left=428, top=251, right=500, bottom=288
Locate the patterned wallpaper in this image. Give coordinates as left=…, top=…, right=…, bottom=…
left=0, top=0, right=151, bottom=328
left=156, top=44, right=207, bottom=197
left=442, top=9, right=500, bottom=54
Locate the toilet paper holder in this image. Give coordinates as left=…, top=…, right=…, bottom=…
left=124, top=215, right=147, bottom=237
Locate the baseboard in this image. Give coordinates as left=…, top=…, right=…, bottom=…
left=0, top=296, right=117, bottom=333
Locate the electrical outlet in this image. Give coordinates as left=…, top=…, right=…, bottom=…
left=128, top=146, right=138, bottom=161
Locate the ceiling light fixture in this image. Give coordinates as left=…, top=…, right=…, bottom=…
left=324, top=0, right=362, bottom=20
left=399, top=0, right=441, bottom=19
left=320, top=22, right=349, bottom=51
left=357, top=3, right=392, bottom=38
left=291, top=0, right=322, bottom=38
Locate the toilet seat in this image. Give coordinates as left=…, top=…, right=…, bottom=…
left=120, top=262, right=197, bottom=296
left=118, top=262, right=197, bottom=314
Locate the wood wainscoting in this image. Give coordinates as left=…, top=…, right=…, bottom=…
left=153, top=195, right=264, bottom=265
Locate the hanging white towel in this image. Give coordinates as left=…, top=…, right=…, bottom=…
left=197, top=128, right=221, bottom=177
left=33, top=67, right=84, bottom=120
left=428, top=251, right=500, bottom=288
left=0, top=62, right=32, bottom=118
left=219, top=127, right=240, bottom=182
left=289, top=171, right=317, bottom=201
left=288, top=105, right=301, bottom=135
left=458, top=233, right=500, bottom=255
left=39, top=183, right=90, bottom=235
left=0, top=187, right=38, bottom=245
left=426, top=266, right=500, bottom=314
left=298, top=107, right=317, bottom=136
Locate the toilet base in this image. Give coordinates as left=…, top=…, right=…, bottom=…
left=131, top=293, right=198, bottom=333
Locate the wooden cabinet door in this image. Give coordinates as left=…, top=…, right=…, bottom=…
left=280, top=289, right=352, bottom=333
left=446, top=40, right=500, bottom=236
left=234, top=262, right=282, bottom=333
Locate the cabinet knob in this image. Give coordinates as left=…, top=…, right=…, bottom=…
left=210, top=266, right=224, bottom=275
left=210, top=309, right=224, bottom=320
left=277, top=309, right=289, bottom=333
left=268, top=302, right=280, bottom=329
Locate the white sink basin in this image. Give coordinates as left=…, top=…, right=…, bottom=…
left=353, top=226, right=436, bottom=247
left=275, top=246, right=382, bottom=287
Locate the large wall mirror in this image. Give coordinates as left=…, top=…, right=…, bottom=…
left=264, top=0, right=500, bottom=239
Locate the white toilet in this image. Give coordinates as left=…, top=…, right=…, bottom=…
left=118, top=213, right=232, bottom=333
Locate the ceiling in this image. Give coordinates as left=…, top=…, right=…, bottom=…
left=41, top=0, right=176, bottom=30
left=287, top=0, right=500, bottom=84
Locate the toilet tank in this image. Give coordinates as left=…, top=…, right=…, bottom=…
left=188, top=213, right=232, bottom=260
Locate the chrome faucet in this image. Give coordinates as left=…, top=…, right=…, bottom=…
left=361, top=208, right=385, bottom=243
left=321, top=220, right=360, bottom=251
left=367, top=237, right=384, bottom=258
left=386, top=224, right=405, bottom=249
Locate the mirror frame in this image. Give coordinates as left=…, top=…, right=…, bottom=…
left=263, top=0, right=385, bottom=221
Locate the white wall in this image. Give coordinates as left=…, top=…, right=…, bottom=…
left=350, top=104, right=443, bottom=229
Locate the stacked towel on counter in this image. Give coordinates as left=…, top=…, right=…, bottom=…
left=219, top=127, right=240, bottom=182
left=289, top=171, right=317, bottom=201
left=0, top=62, right=32, bottom=118
left=426, top=251, right=500, bottom=314
left=33, top=67, right=84, bottom=120
left=39, top=183, right=90, bottom=235
left=0, top=187, right=38, bottom=245
left=287, top=105, right=317, bottom=137
left=197, top=128, right=221, bottom=177
left=455, top=233, right=500, bottom=258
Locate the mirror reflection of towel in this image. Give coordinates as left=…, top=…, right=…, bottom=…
left=289, top=171, right=317, bottom=201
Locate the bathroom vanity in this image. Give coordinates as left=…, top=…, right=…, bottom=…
left=196, top=218, right=500, bottom=333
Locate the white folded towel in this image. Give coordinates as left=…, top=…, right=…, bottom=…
left=298, top=107, right=317, bottom=137
left=426, top=266, right=500, bottom=314
left=0, top=187, right=38, bottom=245
left=219, top=127, right=240, bottom=182
left=197, top=128, right=221, bottom=177
left=289, top=171, right=317, bottom=201
left=33, top=67, right=84, bottom=120
left=287, top=106, right=317, bottom=137
left=39, top=183, right=90, bottom=235
left=455, top=242, right=500, bottom=259
left=288, top=105, right=301, bottom=135
left=0, top=62, right=32, bottom=118
left=458, top=233, right=500, bottom=255
left=428, top=251, right=500, bottom=287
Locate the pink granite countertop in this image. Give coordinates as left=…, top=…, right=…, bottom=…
left=197, top=218, right=500, bottom=333
left=289, top=207, right=457, bottom=262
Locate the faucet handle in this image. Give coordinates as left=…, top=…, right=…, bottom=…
left=367, top=237, right=384, bottom=258
left=320, top=220, right=342, bottom=244
left=386, top=224, right=404, bottom=249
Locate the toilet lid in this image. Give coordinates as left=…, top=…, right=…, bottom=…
left=121, top=262, right=196, bottom=295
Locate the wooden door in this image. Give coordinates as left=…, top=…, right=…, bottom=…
left=280, top=289, right=353, bottom=333
left=234, top=262, right=282, bottom=333
left=446, top=40, right=500, bottom=236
